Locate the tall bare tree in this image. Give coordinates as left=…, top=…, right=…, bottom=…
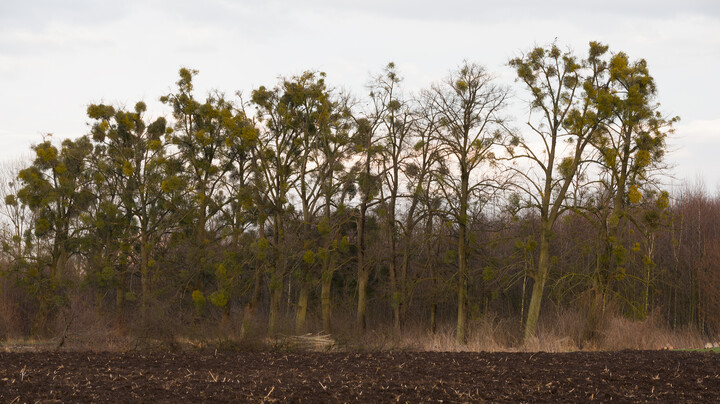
left=370, top=62, right=415, bottom=332
left=508, top=42, right=606, bottom=341
left=424, top=62, right=510, bottom=344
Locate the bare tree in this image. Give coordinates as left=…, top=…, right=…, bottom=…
left=508, top=42, right=606, bottom=341
left=423, top=62, right=510, bottom=344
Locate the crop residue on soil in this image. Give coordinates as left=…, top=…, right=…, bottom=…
left=1, top=350, right=719, bottom=402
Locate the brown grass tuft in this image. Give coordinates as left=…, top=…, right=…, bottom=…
left=597, top=310, right=705, bottom=350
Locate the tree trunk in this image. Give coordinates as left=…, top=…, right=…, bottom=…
left=140, top=230, right=150, bottom=316
left=221, top=305, right=230, bottom=329
left=321, top=251, right=336, bottom=333
left=268, top=212, right=284, bottom=335
left=241, top=221, right=265, bottom=337
left=387, top=167, right=401, bottom=333
left=357, top=200, right=369, bottom=331
left=32, top=266, right=48, bottom=336
left=296, top=279, right=310, bottom=334
left=389, top=235, right=400, bottom=333
left=51, top=238, right=68, bottom=283
left=295, top=152, right=314, bottom=335
left=268, top=284, right=283, bottom=335
left=321, top=269, right=333, bottom=333
left=524, top=226, right=550, bottom=341
left=241, top=266, right=263, bottom=337
left=116, top=270, right=126, bottom=330
left=643, top=234, right=655, bottom=318
left=425, top=211, right=438, bottom=334
left=456, top=173, right=469, bottom=345
left=456, top=219, right=468, bottom=345
left=357, top=266, right=370, bottom=331
left=399, top=243, right=410, bottom=327
left=430, top=303, right=437, bottom=334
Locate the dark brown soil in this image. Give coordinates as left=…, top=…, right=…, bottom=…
left=1, top=350, right=719, bottom=402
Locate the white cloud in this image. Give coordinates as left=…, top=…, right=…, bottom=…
left=0, top=24, right=113, bottom=56
left=675, top=120, right=720, bottom=144
left=667, top=119, right=720, bottom=187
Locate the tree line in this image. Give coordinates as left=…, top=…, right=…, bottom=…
left=4, top=41, right=714, bottom=346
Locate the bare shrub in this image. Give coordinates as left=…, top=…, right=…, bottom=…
left=578, top=292, right=618, bottom=346
left=124, top=297, right=188, bottom=351
left=411, top=323, right=463, bottom=351
left=523, top=307, right=584, bottom=352
left=465, top=314, right=522, bottom=351
left=598, top=309, right=704, bottom=350
left=338, top=314, right=523, bottom=352
left=0, top=278, right=34, bottom=340
left=51, top=293, right=129, bottom=351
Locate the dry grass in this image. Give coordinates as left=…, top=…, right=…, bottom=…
left=0, top=295, right=709, bottom=353
left=597, top=312, right=705, bottom=350
left=342, top=315, right=522, bottom=352
left=339, top=308, right=707, bottom=353
left=51, top=296, right=132, bottom=352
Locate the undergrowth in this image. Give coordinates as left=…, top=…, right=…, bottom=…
left=0, top=301, right=711, bottom=353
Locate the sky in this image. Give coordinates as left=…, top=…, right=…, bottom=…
left=1, top=0, right=719, bottom=190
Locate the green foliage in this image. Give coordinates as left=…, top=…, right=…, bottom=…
left=628, top=185, right=642, bottom=204
left=317, top=217, right=331, bottom=235
left=558, top=157, right=574, bottom=178
left=392, top=291, right=402, bottom=309
left=443, top=249, right=456, bottom=265
left=192, top=290, right=206, bottom=310
left=338, top=236, right=351, bottom=254
left=303, top=250, right=316, bottom=265
left=482, top=266, right=495, bottom=282
left=210, top=290, right=228, bottom=308
left=4, top=194, right=17, bottom=206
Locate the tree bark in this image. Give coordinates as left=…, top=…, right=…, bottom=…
left=140, top=230, right=150, bottom=316
left=357, top=265, right=370, bottom=331
left=295, top=279, right=310, bottom=334
left=357, top=189, right=369, bottom=331
left=456, top=171, right=469, bottom=345
left=523, top=224, right=550, bottom=341
left=321, top=263, right=333, bottom=333
left=456, top=218, right=468, bottom=344
left=268, top=211, right=284, bottom=335
left=241, top=221, right=265, bottom=337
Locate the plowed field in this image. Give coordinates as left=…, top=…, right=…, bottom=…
left=1, top=350, right=719, bottom=402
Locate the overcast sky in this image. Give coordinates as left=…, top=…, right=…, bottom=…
left=1, top=0, right=719, bottom=189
